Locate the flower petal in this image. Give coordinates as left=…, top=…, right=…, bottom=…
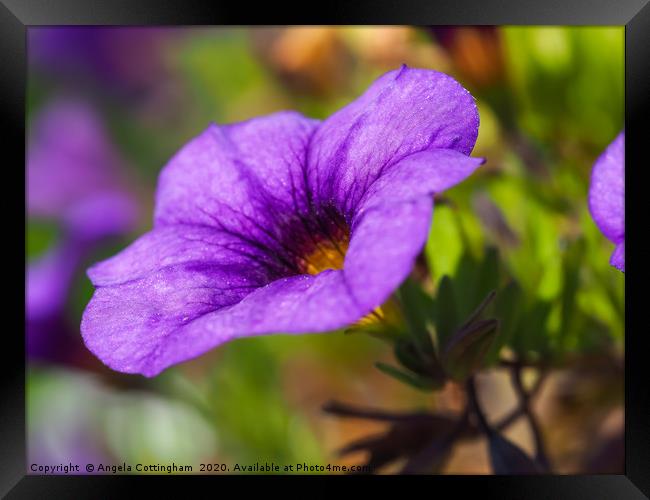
left=307, top=66, right=479, bottom=213
left=27, top=100, right=131, bottom=219
left=345, top=197, right=434, bottom=313
left=588, top=132, right=624, bottom=243
left=154, top=111, right=320, bottom=241
left=87, top=225, right=276, bottom=287
left=64, top=192, right=138, bottom=242
left=80, top=68, right=486, bottom=376
left=358, top=148, right=484, bottom=210
left=82, top=268, right=367, bottom=376
left=340, top=148, right=483, bottom=312
left=610, top=241, right=624, bottom=272
left=27, top=243, right=83, bottom=322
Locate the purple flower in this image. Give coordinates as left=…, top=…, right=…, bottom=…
left=28, top=27, right=172, bottom=94
left=27, top=99, right=138, bottom=360
left=588, top=131, right=624, bottom=272
left=28, top=100, right=137, bottom=240
left=81, top=66, right=482, bottom=377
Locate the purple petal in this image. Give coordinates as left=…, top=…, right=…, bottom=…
left=82, top=204, right=434, bottom=375
left=154, top=112, right=343, bottom=279
left=26, top=242, right=85, bottom=360
left=345, top=197, right=433, bottom=312
left=341, top=149, right=483, bottom=310
left=29, top=27, right=171, bottom=90
left=358, top=148, right=484, bottom=209
left=588, top=132, right=624, bottom=243
left=154, top=112, right=320, bottom=243
left=83, top=221, right=405, bottom=376
left=82, top=269, right=366, bottom=376
left=87, top=225, right=274, bottom=287
left=81, top=68, right=484, bottom=376
left=82, top=224, right=298, bottom=374
left=64, top=192, right=138, bottom=242
left=610, top=242, right=624, bottom=272
left=28, top=100, right=121, bottom=215
left=27, top=99, right=137, bottom=239
left=27, top=243, right=83, bottom=322
left=306, top=65, right=479, bottom=213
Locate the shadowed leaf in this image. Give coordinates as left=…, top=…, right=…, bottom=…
left=374, top=362, right=438, bottom=391
left=435, top=275, right=458, bottom=350
left=397, top=278, right=436, bottom=356
left=441, top=319, right=499, bottom=381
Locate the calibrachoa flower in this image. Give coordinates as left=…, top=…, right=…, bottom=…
left=588, top=131, right=624, bottom=272
left=81, top=66, right=483, bottom=377
left=27, top=99, right=138, bottom=359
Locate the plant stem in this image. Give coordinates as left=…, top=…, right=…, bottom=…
left=510, top=364, right=551, bottom=472
left=466, top=376, right=492, bottom=435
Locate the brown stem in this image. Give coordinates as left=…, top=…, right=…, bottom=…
left=466, top=376, right=492, bottom=435
left=510, top=364, right=551, bottom=472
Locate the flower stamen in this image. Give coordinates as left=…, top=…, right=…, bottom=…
left=300, top=233, right=349, bottom=275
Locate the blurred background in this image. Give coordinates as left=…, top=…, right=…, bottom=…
left=26, top=26, right=624, bottom=474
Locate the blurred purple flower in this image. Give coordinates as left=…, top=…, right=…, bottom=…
left=28, top=27, right=172, bottom=95
left=28, top=100, right=137, bottom=239
left=27, top=99, right=138, bottom=360
left=81, top=66, right=482, bottom=377
left=588, top=131, right=624, bottom=272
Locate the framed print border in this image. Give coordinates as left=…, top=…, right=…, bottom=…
left=2, top=0, right=648, bottom=497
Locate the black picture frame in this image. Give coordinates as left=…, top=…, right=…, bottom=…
left=2, top=0, right=648, bottom=497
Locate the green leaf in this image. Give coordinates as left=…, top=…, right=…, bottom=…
left=426, top=204, right=464, bottom=279
left=374, top=362, right=439, bottom=392
left=459, top=289, right=497, bottom=332
left=512, top=300, right=553, bottom=357
left=474, top=246, right=500, bottom=308
left=393, top=340, right=446, bottom=387
left=485, top=281, right=524, bottom=365
left=441, top=319, right=499, bottom=381
left=454, top=251, right=480, bottom=318
left=435, top=276, right=458, bottom=350
left=559, top=238, right=585, bottom=350
left=397, top=278, right=436, bottom=356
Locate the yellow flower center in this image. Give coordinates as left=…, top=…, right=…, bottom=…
left=350, top=297, right=405, bottom=334
left=299, top=234, right=349, bottom=275
left=294, top=228, right=404, bottom=337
